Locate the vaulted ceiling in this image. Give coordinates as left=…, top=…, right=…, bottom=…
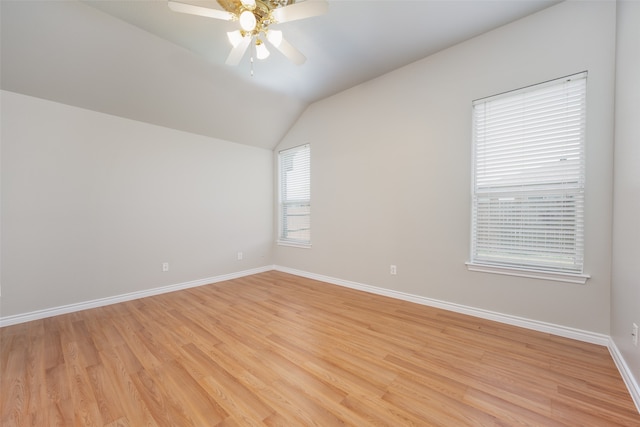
left=1, top=0, right=559, bottom=149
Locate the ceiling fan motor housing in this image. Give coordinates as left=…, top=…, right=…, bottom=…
left=218, top=0, right=295, bottom=35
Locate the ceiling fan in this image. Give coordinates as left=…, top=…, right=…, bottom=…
left=168, top=0, right=328, bottom=66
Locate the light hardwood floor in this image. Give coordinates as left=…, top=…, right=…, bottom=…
left=2, top=271, right=639, bottom=426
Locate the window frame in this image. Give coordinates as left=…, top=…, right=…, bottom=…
left=467, top=73, right=590, bottom=284
left=277, top=144, right=311, bottom=248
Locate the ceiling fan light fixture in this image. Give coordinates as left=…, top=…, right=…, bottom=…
left=168, top=0, right=329, bottom=67
left=256, top=40, right=270, bottom=59
left=239, top=10, right=257, bottom=31
left=266, top=29, right=282, bottom=47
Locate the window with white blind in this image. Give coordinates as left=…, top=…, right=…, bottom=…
left=278, top=144, right=311, bottom=247
left=468, top=72, right=589, bottom=283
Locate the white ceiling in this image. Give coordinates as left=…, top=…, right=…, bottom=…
left=1, top=0, right=560, bottom=149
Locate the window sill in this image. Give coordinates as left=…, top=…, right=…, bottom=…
left=277, top=240, right=312, bottom=249
left=465, top=262, right=590, bottom=284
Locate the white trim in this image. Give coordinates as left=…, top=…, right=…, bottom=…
left=276, top=240, right=312, bottom=249
left=608, top=339, right=640, bottom=413
left=465, top=262, right=590, bottom=284
left=0, top=266, right=273, bottom=327
left=274, top=265, right=608, bottom=346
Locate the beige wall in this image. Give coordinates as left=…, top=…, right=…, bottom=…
left=1, top=91, right=273, bottom=317
left=275, top=1, right=617, bottom=334
left=612, top=0, right=640, bottom=394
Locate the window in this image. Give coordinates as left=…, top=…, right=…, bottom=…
left=278, top=144, right=311, bottom=247
left=468, top=73, right=589, bottom=283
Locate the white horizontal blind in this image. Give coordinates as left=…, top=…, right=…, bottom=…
left=471, top=73, right=586, bottom=273
left=279, top=144, right=311, bottom=245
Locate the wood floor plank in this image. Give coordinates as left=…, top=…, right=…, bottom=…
left=131, top=368, right=190, bottom=427
left=383, top=383, right=495, bottom=427
left=44, top=362, right=75, bottom=425
left=462, top=387, right=566, bottom=427
left=86, top=363, right=123, bottom=426
left=97, top=347, right=159, bottom=427
left=181, top=343, right=274, bottom=423
left=1, top=341, right=28, bottom=426
left=1, top=270, right=639, bottom=426
left=157, top=358, right=229, bottom=426
left=62, top=340, right=104, bottom=427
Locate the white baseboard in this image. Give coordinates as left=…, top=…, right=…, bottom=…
left=0, top=266, right=273, bottom=327
left=274, top=265, right=609, bottom=345
left=4, top=265, right=606, bottom=342
left=608, top=339, right=640, bottom=413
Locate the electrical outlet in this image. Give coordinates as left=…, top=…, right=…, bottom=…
left=237, top=251, right=243, bottom=261
left=390, top=265, right=397, bottom=275
left=162, top=262, right=169, bottom=272
left=633, top=323, right=638, bottom=347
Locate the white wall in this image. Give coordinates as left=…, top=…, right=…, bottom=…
left=1, top=90, right=273, bottom=318
left=274, top=1, right=616, bottom=334
left=612, top=0, right=640, bottom=393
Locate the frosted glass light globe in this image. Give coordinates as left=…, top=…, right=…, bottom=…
left=239, top=10, right=256, bottom=31
left=256, top=41, right=270, bottom=60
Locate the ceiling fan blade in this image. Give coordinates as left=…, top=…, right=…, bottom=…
left=225, top=36, right=251, bottom=65
left=271, top=0, right=328, bottom=23
left=268, top=35, right=306, bottom=65
left=168, top=1, right=234, bottom=21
